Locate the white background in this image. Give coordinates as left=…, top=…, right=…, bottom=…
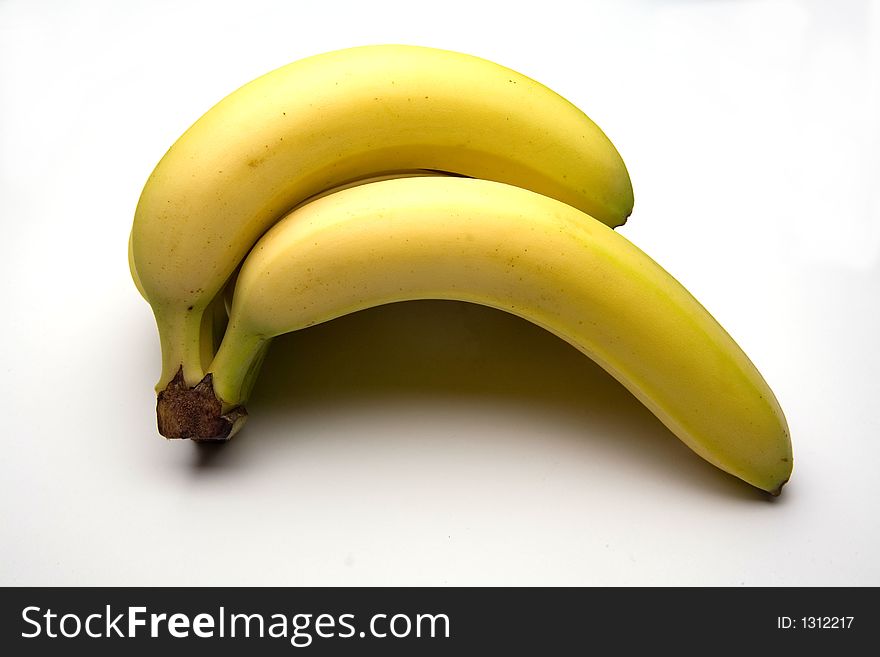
left=1, top=0, right=877, bottom=585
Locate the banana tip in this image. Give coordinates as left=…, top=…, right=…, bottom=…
left=767, top=477, right=790, bottom=498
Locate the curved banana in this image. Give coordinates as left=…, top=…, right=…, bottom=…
left=131, top=44, right=634, bottom=392
left=161, top=178, right=791, bottom=494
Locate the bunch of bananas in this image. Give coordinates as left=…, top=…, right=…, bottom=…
left=130, top=45, right=792, bottom=494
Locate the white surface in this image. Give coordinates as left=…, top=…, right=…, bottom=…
left=1, top=0, right=878, bottom=586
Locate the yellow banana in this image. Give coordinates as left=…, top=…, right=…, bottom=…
left=162, top=178, right=791, bottom=494
left=130, top=44, right=634, bottom=393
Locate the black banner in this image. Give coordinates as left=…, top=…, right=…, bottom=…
left=1, top=587, right=874, bottom=654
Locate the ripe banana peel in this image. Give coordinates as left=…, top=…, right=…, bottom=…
left=157, top=178, right=791, bottom=495
left=130, top=44, right=634, bottom=393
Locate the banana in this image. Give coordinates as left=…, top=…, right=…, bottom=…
left=131, top=44, right=634, bottom=393
left=162, top=177, right=791, bottom=494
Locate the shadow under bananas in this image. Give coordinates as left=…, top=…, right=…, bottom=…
left=192, top=300, right=771, bottom=502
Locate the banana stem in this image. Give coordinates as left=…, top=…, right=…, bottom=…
left=207, top=328, right=270, bottom=409
left=154, top=306, right=207, bottom=391
left=153, top=305, right=249, bottom=441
